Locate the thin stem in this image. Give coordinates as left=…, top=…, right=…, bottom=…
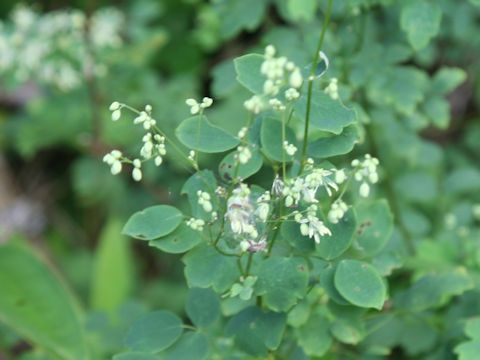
left=281, top=109, right=287, bottom=181
left=298, top=0, right=333, bottom=175
left=245, top=253, right=254, bottom=277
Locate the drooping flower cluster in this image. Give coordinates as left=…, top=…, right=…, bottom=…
left=226, top=184, right=257, bottom=238
left=103, top=103, right=171, bottom=181
left=352, top=154, right=380, bottom=197
left=186, top=218, right=205, bottom=232
left=293, top=205, right=332, bottom=244
left=244, top=45, right=303, bottom=114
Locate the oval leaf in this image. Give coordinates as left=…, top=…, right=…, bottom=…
left=260, top=117, right=297, bottom=162
left=123, top=205, right=183, bottom=241
left=175, top=115, right=239, bottom=153
left=234, top=54, right=264, bottom=94
left=185, top=288, right=220, bottom=328
left=256, top=256, right=309, bottom=312
left=334, top=260, right=386, bottom=310
left=149, top=223, right=201, bottom=254
left=125, top=311, right=183, bottom=353
left=164, top=332, right=209, bottom=360
left=294, top=90, right=356, bottom=134
left=219, top=148, right=263, bottom=181
left=307, top=124, right=360, bottom=158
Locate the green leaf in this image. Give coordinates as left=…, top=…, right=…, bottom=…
left=91, top=218, right=133, bottom=314
left=149, top=223, right=201, bottom=254
left=454, top=340, right=480, bottom=360
left=394, top=172, right=437, bottom=204
left=294, top=90, right=356, bottom=134
left=372, top=252, right=403, bottom=276
left=181, top=170, right=217, bottom=219
left=400, top=1, right=442, bottom=51
left=0, top=243, right=88, bottom=360
left=113, top=353, right=159, bottom=360
left=431, top=67, right=467, bottom=94
left=319, top=263, right=349, bottom=305
left=423, top=96, right=450, bottom=129
left=226, top=306, right=286, bottom=356
left=353, top=200, right=394, bottom=257
left=256, top=256, right=309, bottom=312
left=175, top=115, right=239, bottom=153
left=316, top=208, right=357, bottom=260
left=219, top=0, right=267, bottom=39
left=334, top=260, right=387, bottom=310
left=164, top=332, right=209, bottom=360
left=260, top=117, right=297, bottom=162
left=234, top=54, right=265, bottom=94
left=219, top=148, right=263, bottom=181
left=395, top=270, right=473, bottom=311
left=185, top=288, right=220, bottom=328
left=465, top=318, right=480, bottom=339
left=287, top=0, right=316, bottom=22
left=296, top=312, right=332, bottom=356
left=445, top=167, right=480, bottom=195
left=125, top=311, right=183, bottom=353
left=123, top=205, right=183, bottom=241
left=331, top=318, right=365, bottom=345
left=307, top=124, right=360, bottom=158
left=183, top=244, right=239, bottom=293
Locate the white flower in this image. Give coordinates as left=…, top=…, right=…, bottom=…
left=289, top=68, right=303, bottom=88
left=226, top=184, right=255, bottom=236
left=186, top=98, right=200, bottom=114
left=188, top=150, right=196, bottom=162
left=201, top=97, right=213, bottom=108
left=154, top=156, right=163, bottom=166
left=359, top=182, right=370, bottom=197
left=109, top=101, right=120, bottom=111
left=197, top=190, right=213, bottom=213
left=132, top=159, right=142, bottom=182
left=269, top=98, right=285, bottom=111
left=335, top=169, right=347, bottom=184
left=264, top=44, right=276, bottom=58
left=295, top=205, right=331, bottom=243
left=111, top=109, right=121, bottom=121
left=110, top=160, right=122, bottom=175
left=256, top=192, right=270, bottom=221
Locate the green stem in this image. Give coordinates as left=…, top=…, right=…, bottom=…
left=245, top=253, right=254, bottom=277
left=298, top=0, right=333, bottom=175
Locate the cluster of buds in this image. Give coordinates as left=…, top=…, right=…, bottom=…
left=186, top=218, right=205, bottom=232
left=244, top=45, right=303, bottom=115
left=185, top=97, right=213, bottom=115
left=327, top=199, right=348, bottom=224
left=103, top=150, right=122, bottom=175
left=132, top=159, right=142, bottom=182
left=236, top=146, right=252, bottom=165
left=133, top=105, right=156, bottom=130
left=324, top=78, right=339, bottom=100
left=352, top=154, right=379, bottom=197
left=197, top=190, right=213, bottom=213
left=293, top=205, right=332, bottom=243
left=141, top=133, right=166, bottom=166
left=283, top=141, right=298, bottom=156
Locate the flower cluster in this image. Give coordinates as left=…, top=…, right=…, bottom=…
left=103, top=102, right=171, bottom=181
left=327, top=199, right=348, bottom=224
left=197, top=191, right=213, bottom=213
left=282, top=168, right=339, bottom=207
left=352, top=154, right=380, bottom=197
left=244, top=45, right=303, bottom=114
left=0, top=5, right=123, bottom=91
left=324, top=78, right=339, bottom=100
left=293, top=205, right=332, bottom=244
left=186, top=218, right=205, bottom=232
left=185, top=97, right=213, bottom=115
left=283, top=141, right=298, bottom=156
left=226, top=184, right=257, bottom=238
